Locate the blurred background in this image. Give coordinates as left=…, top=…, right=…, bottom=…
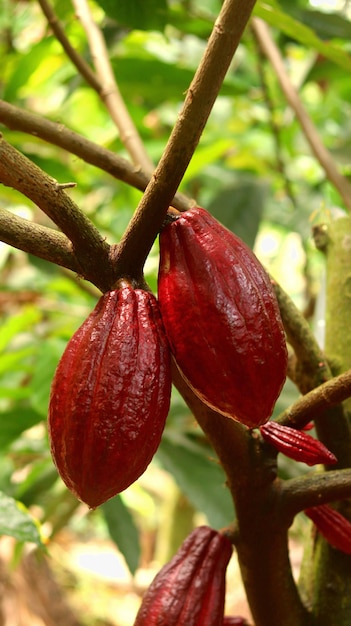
left=0, top=0, right=351, bottom=623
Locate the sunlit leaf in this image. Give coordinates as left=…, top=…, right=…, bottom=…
left=255, top=1, right=351, bottom=72
left=0, top=492, right=42, bottom=546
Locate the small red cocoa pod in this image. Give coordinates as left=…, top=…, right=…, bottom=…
left=259, top=421, right=337, bottom=466
left=134, top=525, right=233, bottom=625
left=304, top=504, right=351, bottom=555
left=223, top=618, right=250, bottom=625
left=158, top=206, right=287, bottom=428
left=48, top=283, right=171, bottom=508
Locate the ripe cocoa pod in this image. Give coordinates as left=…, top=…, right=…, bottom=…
left=304, top=504, right=351, bottom=555
left=134, top=525, right=233, bottom=625
left=158, top=206, right=287, bottom=427
left=260, top=421, right=337, bottom=466
left=48, top=283, right=171, bottom=508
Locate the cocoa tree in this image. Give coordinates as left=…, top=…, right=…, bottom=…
left=1, top=1, right=351, bottom=625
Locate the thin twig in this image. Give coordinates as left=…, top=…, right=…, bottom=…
left=115, top=0, right=258, bottom=279
left=38, top=0, right=153, bottom=172
left=72, top=0, right=154, bottom=174
left=281, top=469, right=351, bottom=519
left=38, top=0, right=101, bottom=91
left=251, top=26, right=297, bottom=209
left=0, top=100, right=191, bottom=211
left=251, top=17, right=351, bottom=211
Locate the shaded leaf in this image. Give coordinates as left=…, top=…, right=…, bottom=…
left=101, top=496, right=140, bottom=575
left=96, top=0, right=169, bottom=31
left=0, top=407, right=43, bottom=450
left=113, top=57, right=249, bottom=103
left=157, top=434, right=234, bottom=529
left=208, top=180, right=266, bottom=248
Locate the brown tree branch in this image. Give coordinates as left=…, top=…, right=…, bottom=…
left=0, top=135, right=114, bottom=291
left=72, top=0, right=154, bottom=173
left=251, top=17, right=351, bottom=212
left=0, top=208, right=79, bottom=272
left=278, top=369, right=351, bottom=429
left=273, top=280, right=332, bottom=394
left=282, top=469, right=351, bottom=519
left=115, top=0, right=258, bottom=279
left=0, top=100, right=191, bottom=212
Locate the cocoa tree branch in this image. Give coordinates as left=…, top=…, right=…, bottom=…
left=251, top=17, right=351, bottom=212
left=72, top=0, right=154, bottom=173
left=0, top=208, right=79, bottom=272
left=273, top=280, right=332, bottom=393
left=281, top=469, right=351, bottom=519
left=115, top=0, right=258, bottom=279
left=0, top=135, right=114, bottom=291
left=278, top=369, right=351, bottom=429
left=0, top=100, right=191, bottom=212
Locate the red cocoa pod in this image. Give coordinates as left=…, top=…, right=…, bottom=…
left=48, top=283, right=171, bottom=508
left=158, top=206, right=287, bottom=427
left=304, top=504, right=351, bottom=555
left=223, top=618, right=250, bottom=625
left=259, top=421, right=337, bottom=466
left=134, top=525, right=233, bottom=625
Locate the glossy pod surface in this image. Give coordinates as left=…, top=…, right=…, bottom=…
left=158, top=206, right=288, bottom=427
left=260, top=421, right=337, bottom=466
left=48, top=285, right=171, bottom=508
left=134, top=525, right=233, bottom=625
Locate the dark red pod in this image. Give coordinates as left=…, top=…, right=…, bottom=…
left=48, top=283, right=171, bottom=508
left=158, top=206, right=287, bottom=428
left=259, top=421, right=337, bottom=466
left=134, top=525, right=233, bottom=625
left=305, top=504, right=351, bottom=555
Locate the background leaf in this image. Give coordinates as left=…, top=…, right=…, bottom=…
left=0, top=492, right=42, bottom=546
left=157, top=434, right=234, bottom=529
left=101, top=496, right=141, bottom=575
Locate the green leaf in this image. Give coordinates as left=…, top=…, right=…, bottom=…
left=0, top=407, right=43, bottom=450
left=14, top=461, right=59, bottom=507
left=96, top=0, right=169, bottom=31
left=208, top=180, right=266, bottom=248
left=0, top=347, right=34, bottom=377
left=3, top=38, right=58, bottom=101
left=255, top=1, right=351, bottom=73
left=101, top=496, right=141, bottom=575
left=157, top=434, right=234, bottom=529
left=0, top=306, right=41, bottom=353
left=113, top=57, right=248, bottom=103
left=0, top=492, right=42, bottom=546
